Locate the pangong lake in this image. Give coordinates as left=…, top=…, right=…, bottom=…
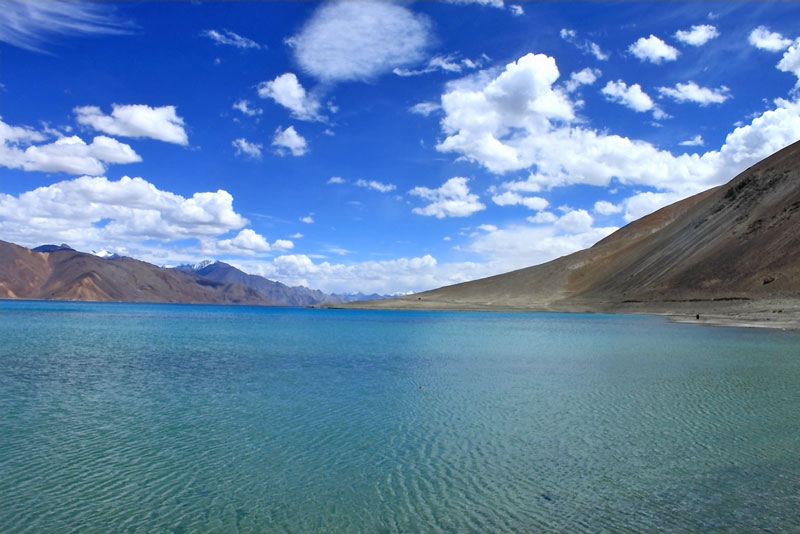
left=1, top=300, right=798, bottom=533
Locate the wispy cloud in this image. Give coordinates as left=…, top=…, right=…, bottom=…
left=0, top=0, right=130, bottom=53
left=201, top=29, right=261, bottom=50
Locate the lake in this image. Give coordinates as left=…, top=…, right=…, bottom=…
left=1, top=300, right=798, bottom=533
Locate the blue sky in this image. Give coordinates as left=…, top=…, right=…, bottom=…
left=1, top=1, right=799, bottom=294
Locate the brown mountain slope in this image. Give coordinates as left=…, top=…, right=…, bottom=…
left=0, top=241, right=278, bottom=305
left=353, top=140, right=800, bottom=324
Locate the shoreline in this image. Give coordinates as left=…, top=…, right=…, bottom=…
left=335, top=297, right=800, bottom=331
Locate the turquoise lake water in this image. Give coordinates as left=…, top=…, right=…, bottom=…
left=1, top=300, right=798, bottom=533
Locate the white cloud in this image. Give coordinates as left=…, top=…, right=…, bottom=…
left=674, top=25, right=719, bottom=46
left=355, top=179, right=396, bottom=193
left=201, top=29, right=261, bottom=49
left=272, top=126, right=308, bottom=157
left=509, top=5, right=524, bottom=16
left=777, top=39, right=800, bottom=87
left=288, top=0, right=431, bottom=83
left=0, top=175, right=249, bottom=251
left=249, top=253, right=447, bottom=294
left=435, top=51, right=800, bottom=205
left=560, top=28, right=609, bottom=61
left=394, top=54, right=485, bottom=77
left=448, top=0, right=505, bottom=8
left=491, top=191, right=548, bottom=211
left=410, top=177, right=486, bottom=218
left=0, top=119, right=46, bottom=144
left=527, top=211, right=558, bottom=224
left=593, top=200, right=623, bottom=215
left=257, top=73, right=322, bottom=121
left=437, top=53, right=576, bottom=174
left=410, top=101, right=441, bottom=116
left=467, top=219, right=617, bottom=274
left=232, top=138, right=262, bottom=159
left=300, top=214, right=314, bottom=224
left=0, top=0, right=129, bottom=52
left=289, top=232, right=304, bottom=239
left=216, top=229, right=292, bottom=255
left=74, top=104, right=189, bottom=145
left=679, top=134, right=705, bottom=147
left=658, top=81, right=731, bottom=105
left=602, top=80, right=662, bottom=117
left=748, top=26, right=792, bottom=52
left=555, top=209, right=593, bottom=233
left=327, top=176, right=345, bottom=184
left=233, top=99, right=262, bottom=117
left=1, top=120, right=141, bottom=175
left=621, top=191, right=685, bottom=222
left=218, top=228, right=271, bottom=253
left=629, top=35, right=679, bottom=64
left=565, top=67, right=601, bottom=93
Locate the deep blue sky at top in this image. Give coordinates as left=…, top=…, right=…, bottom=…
left=1, top=1, right=799, bottom=293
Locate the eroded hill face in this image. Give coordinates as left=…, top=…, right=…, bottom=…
left=356, top=140, right=800, bottom=312
left=0, top=241, right=277, bottom=305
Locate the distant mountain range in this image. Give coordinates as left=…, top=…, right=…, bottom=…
left=0, top=242, right=388, bottom=306
left=173, top=260, right=389, bottom=306
left=352, top=140, right=800, bottom=320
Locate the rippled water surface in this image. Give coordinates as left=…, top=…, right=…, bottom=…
left=1, top=300, right=799, bottom=533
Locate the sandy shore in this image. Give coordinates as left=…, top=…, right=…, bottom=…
left=336, top=297, right=800, bottom=331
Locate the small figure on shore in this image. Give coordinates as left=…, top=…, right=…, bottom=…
left=696, top=314, right=700, bottom=320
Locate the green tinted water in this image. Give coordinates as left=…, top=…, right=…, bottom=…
left=1, top=301, right=798, bottom=533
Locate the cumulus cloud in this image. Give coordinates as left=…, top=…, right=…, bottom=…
left=410, top=177, right=486, bottom=218
left=777, top=39, right=800, bottom=87
left=327, top=176, right=345, bottom=184
left=74, top=104, right=189, bottom=145
left=247, top=253, right=447, bottom=294
left=217, top=229, right=292, bottom=255
left=257, top=73, right=322, bottom=121
left=602, top=80, right=666, bottom=119
left=594, top=200, right=623, bottom=215
left=1, top=119, right=141, bottom=175
left=560, top=28, right=609, bottom=61
left=674, top=25, right=719, bottom=46
left=748, top=26, right=792, bottom=52
left=201, top=29, right=261, bottom=49
left=232, top=138, right=262, bottom=159
left=629, top=35, right=679, bottom=64
left=435, top=51, right=800, bottom=208
left=288, top=0, right=431, bottom=83
left=272, top=126, right=308, bottom=156
left=565, top=67, right=601, bottom=93
left=300, top=214, right=314, bottom=224
left=491, top=191, right=548, bottom=211
left=658, top=81, right=731, bottom=105
left=355, top=179, right=396, bottom=193
left=233, top=99, right=262, bottom=117
left=679, top=134, right=705, bottom=147
left=0, top=0, right=129, bottom=52
left=467, top=217, right=617, bottom=273
left=437, top=53, right=576, bottom=174
left=0, top=175, right=249, bottom=251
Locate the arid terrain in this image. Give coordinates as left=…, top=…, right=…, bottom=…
left=345, top=141, right=800, bottom=329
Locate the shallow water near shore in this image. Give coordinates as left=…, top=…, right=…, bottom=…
left=1, top=300, right=798, bottom=533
